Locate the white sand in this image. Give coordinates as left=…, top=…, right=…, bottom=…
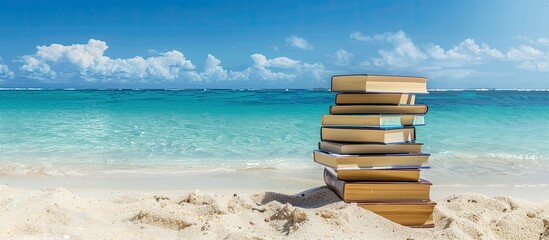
left=1, top=184, right=548, bottom=240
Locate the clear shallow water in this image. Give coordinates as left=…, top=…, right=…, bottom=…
left=0, top=89, right=548, bottom=186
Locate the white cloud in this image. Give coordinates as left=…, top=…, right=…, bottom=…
left=507, top=45, right=549, bottom=72
left=519, top=61, right=549, bottom=71
left=427, top=39, right=504, bottom=61
left=18, top=39, right=327, bottom=83
left=506, top=45, right=544, bottom=61
left=0, top=58, right=14, bottom=79
left=286, top=35, right=314, bottom=50
left=299, top=62, right=328, bottom=80
left=194, top=53, right=326, bottom=82
left=20, top=39, right=195, bottom=82
left=333, top=49, right=354, bottom=66
left=350, top=30, right=549, bottom=77
left=245, top=54, right=296, bottom=80
left=243, top=54, right=326, bottom=81
left=354, top=30, right=426, bottom=67
left=350, top=31, right=372, bottom=42
left=199, top=54, right=229, bottom=81
left=515, top=35, right=549, bottom=46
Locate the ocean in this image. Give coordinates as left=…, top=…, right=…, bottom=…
left=0, top=89, right=548, bottom=188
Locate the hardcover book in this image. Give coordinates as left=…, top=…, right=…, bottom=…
left=321, top=114, right=424, bottom=127
left=318, top=141, right=423, bottom=155
left=335, top=93, right=416, bottom=105
left=358, top=201, right=436, bottom=227
left=323, top=168, right=432, bottom=202
left=313, top=150, right=430, bottom=169
left=320, top=127, right=416, bottom=144
left=330, top=74, right=428, bottom=93
left=330, top=104, right=428, bottom=115
left=325, top=167, right=421, bottom=182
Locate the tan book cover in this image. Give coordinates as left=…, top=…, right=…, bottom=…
left=318, top=141, right=423, bottom=154
left=358, top=201, right=435, bottom=227
left=323, top=168, right=432, bottom=202
left=325, top=167, right=421, bottom=182
left=322, top=114, right=424, bottom=127
left=335, top=93, right=416, bottom=105
left=320, top=127, right=415, bottom=144
left=330, top=75, right=428, bottom=93
left=330, top=105, right=428, bottom=115
left=313, top=150, right=430, bottom=169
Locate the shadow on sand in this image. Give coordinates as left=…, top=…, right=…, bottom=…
left=256, top=186, right=341, bottom=209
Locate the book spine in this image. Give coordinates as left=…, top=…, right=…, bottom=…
left=323, top=168, right=345, bottom=201
left=319, top=127, right=323, bottom=141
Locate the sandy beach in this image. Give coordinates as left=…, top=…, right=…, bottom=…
left=1, top=169, right=548, bottom=240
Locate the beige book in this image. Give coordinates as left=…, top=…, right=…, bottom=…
left=358, top=201, right=435, bottom=227
left=318, top=141, right=423, bottom=154
left=331, top=75, right=428, bottom=93
left=325, top=167, right=420, bottom=181
left=320, top=127, right=415, bottom=144
left=322, top=114, right=424, bottom=127
left=313, top=150, right=430, bottom=169
left=330, top=105, right=428, bottom=115
left=324, top=168, right=432, bottom=202
left=335, top=93, right=416, bottom=105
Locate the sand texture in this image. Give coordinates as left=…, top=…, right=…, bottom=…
left=1, top=185, right=548, bottom=240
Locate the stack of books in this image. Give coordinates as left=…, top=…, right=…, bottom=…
left=314, top=74, right=435, bottom=227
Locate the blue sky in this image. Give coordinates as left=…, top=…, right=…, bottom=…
left=0, top=0, right=548, bottom=89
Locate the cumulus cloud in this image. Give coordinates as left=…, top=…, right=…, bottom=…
left=350, top=30, right=549, bottom=77
left=353, top=30, right=426, bottom=67
left=506, top=45, right=549, bottom=71
left=17, top=39, right=327, bottom=83
left=0, top=58, right=14, bottom=79
left=235, top=54, right=326, bottom=81
left=333, top=49, right=354, bottom=66
left=199, top=54, right=229, bottom=80
left=20, top=39, right=195, bottom=82
left=286, top=35, right=314, bottom=50
left=506, top=45, right=544, bottom=61
left=427, top=39, right=504, bottom=61
left=191, top=53, right=327, bottom=82
left=515, top=35, right=549, bottom=46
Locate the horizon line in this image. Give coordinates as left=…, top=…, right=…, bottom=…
left=1, top=88, right=549, bottom=92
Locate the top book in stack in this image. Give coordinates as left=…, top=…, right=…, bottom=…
left=331, top=74, right=428, bottom=93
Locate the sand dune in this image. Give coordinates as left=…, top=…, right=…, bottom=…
left=0, top=185, right=548, bottom=239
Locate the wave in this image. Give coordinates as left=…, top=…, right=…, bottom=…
left=0, top=161, right=319, bottom=177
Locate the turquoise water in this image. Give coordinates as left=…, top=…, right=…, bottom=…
left=0, top=89, right=548, bottom=186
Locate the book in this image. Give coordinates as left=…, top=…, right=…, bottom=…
left=313, top=150, right=430, bottom=169
left=322, top=114, right=424, bottom=127
left=318, top=141, right=423, bottom=155
left=325, top=167, right=420, bottom=182
left=330, top=105, right=428, bottom=115
left=320, top=127, right=415, bottom=144
left=335, top=93, right=416, bottom=105
left=323, top=168, right=432, bottom=202
left=331, top=74, right=428, bottom=93
left=358, top=201, right=435, bottom=227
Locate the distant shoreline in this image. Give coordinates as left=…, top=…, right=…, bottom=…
left=1, top=88, right=548, bottom=91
